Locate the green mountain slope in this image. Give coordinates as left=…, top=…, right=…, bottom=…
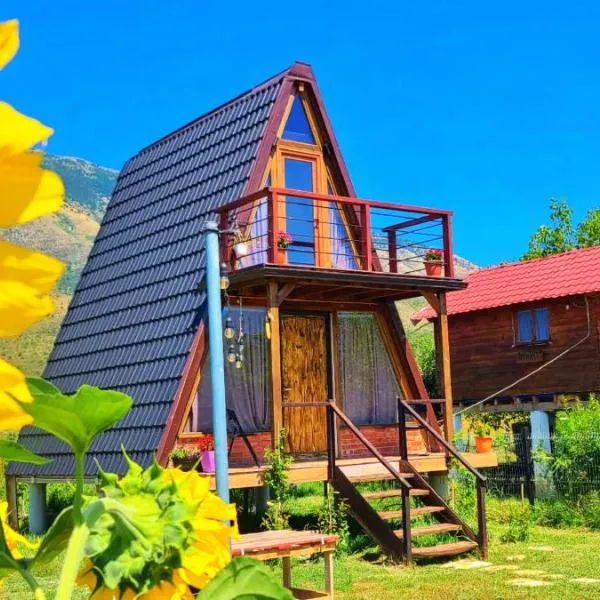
left=0, top=155, right=118, bottom=375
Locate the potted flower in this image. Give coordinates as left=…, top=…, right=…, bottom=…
left=424, top=248, right=443, bottom=276
left=471, top=420, right=494, bottom=454
left=277, top=231, right=292, bottom=250
left=169, top=444, right=201, bottom=471
left=198, top=433, right=216, bottom=472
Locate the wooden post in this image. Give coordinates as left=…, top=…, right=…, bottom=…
left=387, top=231, right=398, bottom=273
left=434, top=292, right=454, bottom=442
left=360, top=204, right=372, bottom=271
left=442, top=214, right=455, bottom=278
left=282, top=556, right=292, bottom=589
left=324, top=550, right=334, bottom=598
left=5, top=475, right=18, bottom=530
left=267, top=281, right=283, bottom=447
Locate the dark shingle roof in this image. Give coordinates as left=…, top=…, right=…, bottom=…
left=8, top=71, right=283, bottom=477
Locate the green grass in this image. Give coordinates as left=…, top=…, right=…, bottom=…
left=3, top=494, right=600, bottom=599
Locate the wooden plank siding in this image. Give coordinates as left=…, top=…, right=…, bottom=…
left=449, top=295, right=600, bottom=401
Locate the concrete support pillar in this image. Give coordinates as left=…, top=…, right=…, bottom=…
left=530, top=410, right=553, bottom=498
left=453, top=412, right=464, bottom=450
left=255, top=485, right=270, bottom=517
left=429, top=472, right=449, bottom=501
left=28, top=482, right=48, bottom=534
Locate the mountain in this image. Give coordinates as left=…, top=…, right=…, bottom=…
left=0, top=155, right=118, bottom=375
left=0, top=154, right=477, bottom=376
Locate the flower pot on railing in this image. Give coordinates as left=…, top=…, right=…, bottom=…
left=171, top=454, right=200, bottom=472
left=425, top=261, right=443, bottom=276
left=475, top=435, right=493, bottom=453
left=424, top=249, right=444, bottom=276
left=200, top=450, right=216, bottom=473
left=277, top=231, right=292, bottom=251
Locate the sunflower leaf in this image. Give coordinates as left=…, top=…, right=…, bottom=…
left=197, top=556, right=294, bottom=600
left=0, top=439, right=49, bottom=465
left=24, top=380, right=132, bottom=455
left=30, top=507, right=73, bottom=569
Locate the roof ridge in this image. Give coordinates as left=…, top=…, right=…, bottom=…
left=134, top=63, right=300, bottom=158
left=470, top=245, right=600, bottom=276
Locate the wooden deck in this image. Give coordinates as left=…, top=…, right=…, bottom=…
left=205, top=452, right=497, bottom=490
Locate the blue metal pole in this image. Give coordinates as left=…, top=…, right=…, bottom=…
left=204, top=221, right=230, bottom=504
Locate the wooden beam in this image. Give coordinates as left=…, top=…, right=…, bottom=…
left=268, top=281, right=283, bottom=446
left=5, top=475, right=18, bottom=529
left=382, top=213, right=440, bottom=232
left=157, top=321, right=206, bottom=465
left=434, top=292, right=454, bottom=442
left=421, top=291, right=440, bottom=315
left=277, top=283, right=296, bottom=305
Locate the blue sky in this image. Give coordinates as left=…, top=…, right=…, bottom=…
left=2, top=1, right=600, bottom=265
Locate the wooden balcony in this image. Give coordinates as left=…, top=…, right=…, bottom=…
left=217, top=188, right=465, bottom=306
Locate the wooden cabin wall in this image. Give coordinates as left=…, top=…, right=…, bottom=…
left=449, top=295, right=600, bottom=401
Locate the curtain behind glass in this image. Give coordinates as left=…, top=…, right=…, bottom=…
left=184, top=308, right=271, bottom=433
left=338, top=312, right=401, bottom=425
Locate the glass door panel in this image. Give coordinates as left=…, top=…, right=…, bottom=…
left=283, top=157, right=315, bottom=265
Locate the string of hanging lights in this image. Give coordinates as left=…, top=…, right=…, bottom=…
left=220, top=260, right=245, bottom=368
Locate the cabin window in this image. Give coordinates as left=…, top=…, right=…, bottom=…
left=183, top=308, right=271, bottom=434
left=337, top=312, right=402, bottom=425
left=516, top=307, right=550, bottom=344
left=282, top=95, right=315, bottom=144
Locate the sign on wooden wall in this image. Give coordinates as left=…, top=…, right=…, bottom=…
left=516, top=347, right=544, bottom=363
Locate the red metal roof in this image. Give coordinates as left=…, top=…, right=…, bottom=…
left=413, top=245, right=600, bottom=321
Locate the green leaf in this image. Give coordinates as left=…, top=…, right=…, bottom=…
left=24, top=380, right=133, bottom=454
left=0, top=551, right=19, bottom=580
left=30, top=507, right=74, bottom=569
left=0, top=440, right=49, bottom=465
left=197, top=557, right=294, bottom=600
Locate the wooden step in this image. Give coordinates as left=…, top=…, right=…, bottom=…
left=363, top=488, right=429, bottom=500
left=411, top=541, right=478, bottom=558
left=394, top=523, right=461, bottom=538
left=348, top=472, right=414, bottom=483
left=377, top=506, right=445, bottom=520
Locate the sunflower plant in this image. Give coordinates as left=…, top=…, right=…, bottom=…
left=0, top=18, right=291, bottom=599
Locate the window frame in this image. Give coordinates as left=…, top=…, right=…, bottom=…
left=514, top=306, right=551, bottom=346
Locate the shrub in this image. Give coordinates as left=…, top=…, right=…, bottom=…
left=499, top=502, right=532, bottom=543
left=262, top=430, right=293, bottom=531
left=317, top=483, right=350, bottom=555
left=534, top=499, right=582, bottom=528
left=543, top=397, right=600, bottom=499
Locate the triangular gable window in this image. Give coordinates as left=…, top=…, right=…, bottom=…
left=282, top=95, right=315, bottom=144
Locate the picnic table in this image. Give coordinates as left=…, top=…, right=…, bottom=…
left=231, top=529, right=338, bottom=599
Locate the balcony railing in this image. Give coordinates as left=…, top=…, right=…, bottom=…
left=217, top=187, right=455, bottom=278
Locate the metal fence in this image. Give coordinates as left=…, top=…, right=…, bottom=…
left=465, top=431, right=600, bottom=502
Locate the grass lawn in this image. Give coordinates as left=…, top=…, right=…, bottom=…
left=2, top=489, right=600, bottom=600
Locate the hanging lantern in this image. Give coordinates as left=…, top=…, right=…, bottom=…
left=264, top=313, right=271, bottom=340
left=224, top=317, right=235, bottom=339
left=226, top=344, right=236, bottom=363
left=235, top=354, right=243, bottom=369
left=220, top=263, right=230, bottom=290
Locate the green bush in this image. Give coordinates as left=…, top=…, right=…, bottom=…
left=544, top=397, right=600, bottom=499
left=499, top=502, right=532, bottom=543
left=317, top=483, right=350, bottom=555
left=534, top=499, right=582, bottom=528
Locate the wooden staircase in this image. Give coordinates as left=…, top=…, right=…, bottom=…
left=325, top=399, right=488, bottom=565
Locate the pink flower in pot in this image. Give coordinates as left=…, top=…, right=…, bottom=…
left=277, top=231, right=292, bottom=250
left=197, top=433, right=215, bottom=472
left=424, top=248, right=443, bottom=276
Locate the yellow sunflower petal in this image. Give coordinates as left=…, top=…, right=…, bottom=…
left=0, top=357, right=32, bottom=403
left=0, top=152, right=64, bottom=226
left=0, top=241, right=63, bottom=294
left=0, top=20, right=18, bottom=70
left=0, top=501, right=38, bottom=557
left=0, top=280, right=55, bottom=337
left=0, top=103, right=53, bottom=159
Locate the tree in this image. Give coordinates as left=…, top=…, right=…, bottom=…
left=522, top=198, right=600, bottom=260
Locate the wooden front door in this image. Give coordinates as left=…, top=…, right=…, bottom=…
left=281, top=314, right=329, bottom=454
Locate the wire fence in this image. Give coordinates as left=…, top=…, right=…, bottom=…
left=458, top=432, right=600, bottom=503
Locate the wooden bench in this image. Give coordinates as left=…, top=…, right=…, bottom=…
left=231, top=529, right=338, bottom=599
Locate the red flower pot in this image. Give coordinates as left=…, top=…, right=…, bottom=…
left=475, top=436, right=493, bottom=453
left=425, top=261, right=443, bottom=276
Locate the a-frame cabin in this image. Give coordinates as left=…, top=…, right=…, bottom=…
left=8, top=62, right=494, bottom=561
